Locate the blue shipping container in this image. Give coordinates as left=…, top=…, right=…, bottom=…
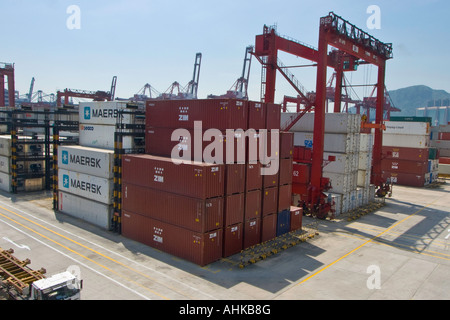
left=276, top=210, right=291, bottom=236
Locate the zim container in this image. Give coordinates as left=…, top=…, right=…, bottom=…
left=145, top=99, right=249, bottom=130
left=224, top=193, right=245, bottom=227
left=381, top=159, right=428, bottom=175
left=223, top=223, right=243, bottom=258
left=244, top=189, right=262, bottom=220
left=122, top=182, right=224, bottom=233
left=261, top=213, right=277, bottom=243
left=382, top=171, right=426, bottom=188
left=382, top=146, right=429, bottom=161
left=262, top=187, right=278, bottom=217
left=122, top=154, right=224, bottom=199
left=290, top=206, right=303, bottom=231
left=278, top=184, right=292, bottom=212
left=121, top=211, right=223, bottom=267
left=243, top=218, right=261, bottom=250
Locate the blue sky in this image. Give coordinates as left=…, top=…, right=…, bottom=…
left=1, top=0, right=449, bottom=104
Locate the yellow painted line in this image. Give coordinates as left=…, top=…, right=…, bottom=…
left=0, top=207, right=173, bottom=300
left=296, top=198, right=440, bottom=286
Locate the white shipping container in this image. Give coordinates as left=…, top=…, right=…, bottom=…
left=326, top=192, right=342, bottom=217
left=0, top=172, right=12, bottom=192
left=294, top=132, right=357, bottom=154
left=323, top=171, right=352, bottom=194
left=358, top=152, right=371, bottom=170
left=438, top=124, right=450, bottom=133
left=382, top=133, right=430, bottom=149
left=282, top=112, right=359, bottom=133
left=323, top=152, right=353, bottom=174
left=58, top=191, right=113, bottom=230
left=439, top=163, right=450, bottom=175
left=0, top=136, right=11, bottom=156
left=58, top=168, right=114, bottom=205
left=357, top=169, right=371, bottom=188
left=440, top=148, right=450, bottom=157
left=58, top=145, right=114, bottom=179
left=430, top=140, right=450, bottom=149
left=79, top=101, right=144, bottom=126
left=369, top=184, right=376, bottom=202
left=357, top=188, right=364, bottom=207
left=359, top=133, right=373, bottom=152
left=79, top=124, right=137, bottom=150
left=350, top=190, right=358, bottom=210
left=384, top=121, right=430, bottom=136
left=0, top=155, right=10, bottom=174
left=341, top=192, right=350, bottom=214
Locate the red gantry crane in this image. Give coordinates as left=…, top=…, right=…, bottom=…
left=253, top=12, right=393, bottom=218
left=0, top=62, right=15, bottom=107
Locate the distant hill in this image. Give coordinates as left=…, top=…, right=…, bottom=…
left=388, top=85, right=450, bottom=116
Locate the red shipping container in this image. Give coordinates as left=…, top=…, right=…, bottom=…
left=278, top=184, right=292, bottom=212
left=304, top=148, right=312, bottom=161
left=292, top=183, right=309, bottom=197
left=279, top=158, right=293, bottom=186
left=122, top=183, right=224, bottom=233
left=293, top=146, right=305, bottom=162
left=280, top=132, right=294, bottom=159
left=224, top=193, right=245, bottom=227
left=381, top=159, right=428, bottom=175
left=246, top=162, right=262, bottom=191
left=261, top=214, right=277, bottom=243
left=262, top=161, right=279, bottom=188
left=245, top=189, right=262, bottom=220
left=122, top=154, right=224, bottom=199
left=439, top=157, right=450, bottom=164
left=145, top=99, right=248, bottom=130
left=382, top=146, right=429, bottom=161
left=262, top=187, right=278, bottom=217
left=243, top=218, right=261, bottom=249
left=265, top=103, right=281, bottom=130
left=290, top=206, right=303, bottom=231
left=223, top=223, right=243, bottom=258
left=248, top=101, right=266, bottom=130
left=145, top=127, right=247, bottom=164
left=225, top=163, right=246, bottom=195
left=439, top=132, right=450, bottom=140
left=122, top=211, right=223, bottom=266
left=382, top=171, right=425, bottom=188
left=292, top=163, right=311, bottom=184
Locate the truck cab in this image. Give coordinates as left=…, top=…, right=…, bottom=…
left=30, top=271, right=82, bottom=300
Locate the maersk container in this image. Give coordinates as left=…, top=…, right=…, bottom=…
left=79, top=124, right=137, bottom=150
left=294, top=132, right=357, bottom=154
left=281, top=112, right=359, bottom=133
left=58, top=145, right=114, bottom=179
left=384, top=121, right=430, bottom=136
left=121, top=211, right=223, bottom=267
left=382, top=133, right=430, bottom=149
left=58, top=191, right=113, bottom=230
left=146, top=99, right=248, bottom=130
left=79, top=101, right=144, bottom=126
left=243, top=218, right=261, bottom=249
left=122, top=182, right=224, bottom=233
left=58, top=169, right=114, bottom=205
left=122, top=154, right=224, bottom=199
left=223, top=223, right=243, bottom=258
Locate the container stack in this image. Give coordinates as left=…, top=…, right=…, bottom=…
left=57, top=101, right=139, bottom=230
left=0, top=135, right=45, bottom=192
left=431, top=123, right=450, bottom=177
left=121, top=98, right=293, bottom=266
left=283, top=112, right=371, bottom=216
left=381, top=118, right=438, bottom=187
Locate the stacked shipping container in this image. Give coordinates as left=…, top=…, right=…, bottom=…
left=121, top=99, right=296, bottom=266
left=382, top=118, right=439, bottom=187
left=431, top=123, right=450, bottom=176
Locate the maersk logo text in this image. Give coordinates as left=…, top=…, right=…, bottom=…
left=63, top=174, right=70, bottom=188
left=84, top=106, right=91, bottom=120
left=62, top=151, right=69, bottom=165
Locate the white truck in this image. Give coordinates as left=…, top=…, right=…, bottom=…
left=0, top=247, right=82, bottom=300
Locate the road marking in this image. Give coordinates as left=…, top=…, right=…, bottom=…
left=0, top=210, right=169, bottom=300
left=0, top=216, right=150, bottom=300
left=2, top=236, right=31, bottom=250
left=445, top=230, right=450, bottom=240
left=295, top=198, right=440, bottom=286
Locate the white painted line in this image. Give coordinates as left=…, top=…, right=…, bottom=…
left=2, top=236, right=31, bottom=250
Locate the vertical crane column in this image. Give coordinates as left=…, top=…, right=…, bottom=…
left=263, top=28, right=278, bottom=103
left=372, top=61, right=386, bottom=187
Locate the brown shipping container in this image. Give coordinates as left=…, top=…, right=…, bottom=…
left=382, top=146, right=429, bottom=161
left=145, top=127, right=247, bottom=164
left=224, top=193, right=245, bottom=227
left=246, top=162, right=262, bottom=191
left=263, top=161, right=279, bottom=188
left=278, top=184, right=293, bottom=212
left=290, top=206, right=303, bottom=231
left=122, top=154, right=224, bottom=199
left=381, top=159, right=428, bottom=175
left=279, top=158, right=293, bottom=186
left=145, top=99, right=248, bottom=130
left=223, top=223, right=243, bottom=258
left=122, top=183, right=223, bottom=233
left=265, top=103, right=281, bottom=130
left=243, top=218, right=261, bottom=249
left=280, top=132, right=294, bottom=159
left=244, top=189, right=262, bottom=220
left=225, top=163, right=246, bottom=195
left=261, top=213, right=277, bottom=243
left=262, top=187, right=278, bottom=217
left=382, top=171, right=425, bottom=188
left=248, top=101, right=266, bottom=130
left=122, top=211, right=223, bottom=266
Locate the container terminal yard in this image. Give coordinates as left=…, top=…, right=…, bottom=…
left=1, top=10, right=450, bottom=304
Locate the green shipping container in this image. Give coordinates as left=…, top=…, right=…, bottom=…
left=429, top=148, right=439, bottom=160
left=390, top=116, right=433, bottom=124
